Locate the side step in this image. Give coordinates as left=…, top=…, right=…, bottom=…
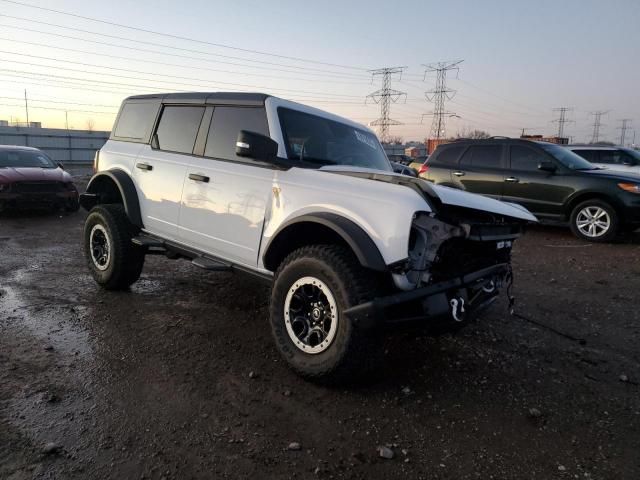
left=132, top=235, right=165, bottom=248
left=191, top=256, right=232, bottom=272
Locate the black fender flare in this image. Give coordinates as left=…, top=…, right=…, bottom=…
left=81, top=170, right=143, bottom=228
left=263, top=212, right=387, bottom=272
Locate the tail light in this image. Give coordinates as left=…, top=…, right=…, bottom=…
left=93, top=150, right=100, bottom=173
left=418, top=163, right=429, bottom=175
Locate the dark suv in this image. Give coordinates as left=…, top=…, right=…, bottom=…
left=423, top=138, right=640, bottom=242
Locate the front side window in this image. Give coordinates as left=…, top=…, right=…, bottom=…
left=598, top=150, right=637, bottom=165
left=155, top=106, right=205, bottom=154
left=510, top=145, right=546, bottom=171
left=205, top=107, right=268, bottom=161
left=0, top=150, right=56, bottom=168
left=539, top=143, right=595, bottom=170
left=278, top=108, right=391, bottom=171
left=459, top=145, right=502, bottom=169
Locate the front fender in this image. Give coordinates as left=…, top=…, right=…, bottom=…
left=81, top=170, right=143, bottom=228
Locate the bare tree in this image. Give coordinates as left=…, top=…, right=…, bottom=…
left=85, top=118, right=95, bottom=133
left=387, top=135, right=404, bottom=145
left=453, top=127, right=491, bottom=139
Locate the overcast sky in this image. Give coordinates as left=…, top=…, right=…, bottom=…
left=0, top=0, right=638, bottom=142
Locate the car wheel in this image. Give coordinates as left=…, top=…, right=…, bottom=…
left=270, top=245, right=383, bottom=383
left=83, top=204, right=145, bottom=290
left=569, top=200, right=619, bottom=242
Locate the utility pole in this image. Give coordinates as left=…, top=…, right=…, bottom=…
left=65, top=111, right=69, bottom=130
left=422, top=60, right=463, bottom=140
left=589, top=111, right=608, bottom=143
left=552, top=107, right=573, bottom=138
left=618, top=119, right=632, bottom=146
left=24, top=89, right=29, bottom=126
left=366, top=67, right=407, bottom=143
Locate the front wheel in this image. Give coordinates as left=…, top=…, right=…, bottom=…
left=83, top=204, right=145, bottom=290
left=569, top=200, right=619, bottom=242
left=270, top=245, right=383, bottom=383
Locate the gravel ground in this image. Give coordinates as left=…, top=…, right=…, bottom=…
left=1, top=167, right=639, bottom=479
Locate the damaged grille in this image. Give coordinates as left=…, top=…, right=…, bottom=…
left=13, top=182, right=64, bottom=194
left=430, top=237, right=512, bottom=282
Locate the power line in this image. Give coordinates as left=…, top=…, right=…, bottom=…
left=366, top=67, right=407, bottom=143
left=0, top=1, right=367, bottom=71
left=618, top=119, right=632, bottom=146
left=552, top=107, right=574, bottom=138
left=0, top=23, right=370, bottom=80
left=589, top=110, right=609, bottom=143
left=423, top=60, right=463, bottom=139
left=0, top=56, right=365, bottom=99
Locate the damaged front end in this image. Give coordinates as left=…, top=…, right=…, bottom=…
left=346, top=207, right=524, bottom=331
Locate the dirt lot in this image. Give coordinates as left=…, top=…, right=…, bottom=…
left=1, top=167, right=639, bottom=480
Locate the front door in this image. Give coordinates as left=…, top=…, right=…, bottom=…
left=502, top=144, right=573, bottom=220
left=178, top=105, right=274, bottom=267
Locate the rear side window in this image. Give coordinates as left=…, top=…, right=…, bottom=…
left=113, top=102, right=158, bottom=142
left=510, top=145, right=546, bottom=171
left=459, top=145, right=502, bottom=168
left=155, top=106, right=205, bottom=154
left=431, top=145, right=464, bottom=166
left=205, top=107, right=268, bottom=161
left=572, top=149, right=596, bottom=162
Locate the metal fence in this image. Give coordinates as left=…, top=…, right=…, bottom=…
left=0, top=127, right=110, bottom=164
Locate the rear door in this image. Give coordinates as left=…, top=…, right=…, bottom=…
left=424, top=144, right=465, bottom=184
left=134, top=104, right=205, bottom=242
left=502, top=144, right=572, bottom=219
left=178, top=105, right=274, bottom=267
left=451, top=144, right=506, bottom=199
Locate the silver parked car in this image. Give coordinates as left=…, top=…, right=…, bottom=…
left=567, top=145, right=640, bottom=176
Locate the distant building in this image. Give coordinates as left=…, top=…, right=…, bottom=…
left=520, top=134, right=569, bottom=145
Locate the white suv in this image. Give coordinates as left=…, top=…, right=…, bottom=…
left=81, top=92, right=536, bottom=382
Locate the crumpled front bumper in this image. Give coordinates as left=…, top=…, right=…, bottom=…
left=345, top=263, right=510, bottom=330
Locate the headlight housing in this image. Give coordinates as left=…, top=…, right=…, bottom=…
left=618, top=182, right=640, bottom=194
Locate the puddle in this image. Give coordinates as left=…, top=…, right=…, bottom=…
left=0, top=282, right=92, bottom=357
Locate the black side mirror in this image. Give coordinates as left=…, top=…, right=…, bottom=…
left=151, top=133, right=159, bottom=150
left=57, top=162, right=65, bottom=170
left=236, top=130, right=278, bottom=163
left=538, top=161, right=557, bottom=173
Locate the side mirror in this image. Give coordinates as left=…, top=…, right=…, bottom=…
left=538, top=161, right=557, bottom=173
left=151, top=133, right=159, bottom=150
left=236, top=130, right=278, bottom=163
left=57, top=162, right=65, bottom=170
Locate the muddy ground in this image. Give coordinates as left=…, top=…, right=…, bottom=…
left=1, top=167, right=639, bottom=480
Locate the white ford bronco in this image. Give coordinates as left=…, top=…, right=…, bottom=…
left=81, top=92, right=536, bottom=382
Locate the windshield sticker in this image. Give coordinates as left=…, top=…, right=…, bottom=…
left=354, top=130, right=378, bottom=150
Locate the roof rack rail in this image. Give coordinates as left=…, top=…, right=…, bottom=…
left=489, top=136, right=510, bottom=139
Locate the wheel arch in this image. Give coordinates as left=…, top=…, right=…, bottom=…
left=565, top=192, right=622, bottom=221
left=80, top=170, right=143, bottom=228
left=263, top=213, right=387, bottom=273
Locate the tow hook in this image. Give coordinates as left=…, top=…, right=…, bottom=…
left=450, top=297, right=465, bottom=322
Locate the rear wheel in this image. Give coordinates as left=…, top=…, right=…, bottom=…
left=569, top=199, right=619, bottom=242
left=270, top=245, right=383, bottom=383
left=83, top=204, right=145, bottom=290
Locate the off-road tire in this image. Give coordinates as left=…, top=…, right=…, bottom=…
left=270, top=245, right=383, bottom=383
left=83, top=204, right=145, bottom=290
left=569, top=199, right=619, bottom=243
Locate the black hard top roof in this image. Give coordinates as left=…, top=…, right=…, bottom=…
left=124, top=92, right=270, bottom=106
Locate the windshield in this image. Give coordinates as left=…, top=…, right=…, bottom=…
left=540, top=143, right=596, bottom=170
left=0, top=149, right=57, bottom=169
left=278, top=107, right=392, bottom=171
left=621, top=148, right=640, bottom=161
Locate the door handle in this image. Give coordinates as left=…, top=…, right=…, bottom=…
left=452, top=171, right=465, bottom=177
left=136, top=163, right=153, bottom=171
left=505, top=176, right=520, bottom=183
left=189, top=173, right=210, bottom=183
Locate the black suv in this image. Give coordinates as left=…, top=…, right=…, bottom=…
left=423, top=138, right=640, bottom=242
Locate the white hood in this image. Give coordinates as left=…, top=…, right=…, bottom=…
left=319, top=165, right=538, bottom=223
